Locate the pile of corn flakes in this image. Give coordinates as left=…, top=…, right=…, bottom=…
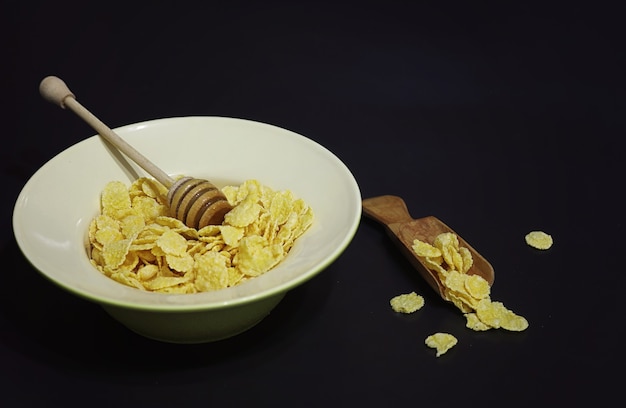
left=389, top=232, right=530, bottom=356
left=88, top=177, right=314, bottom=293
left=411, top=232, right=528, bottom=332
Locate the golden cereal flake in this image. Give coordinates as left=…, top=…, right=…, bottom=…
left=475, top=298, right=529, bottom=331
left=155, top=230, right=188, bottom=256
left=459, top=246, right=473, bottom=273
left=101, top=181, right=132, bottom=218
left=102, top=238, right=133, bottom=270
left=464, top=313, right=492, bottom=331
left=224, top=194, right=263, bottom=227
left=433, top=232, right=459, bottom=268
left=390, top=292, right=425, bottom=314
left=425, top=333, right=458, bottom=357
left=411, top=240, right=442, bottom=258
left=525, top=231, right=553, bottom=250
left=464, top=274, right=491, bottom=300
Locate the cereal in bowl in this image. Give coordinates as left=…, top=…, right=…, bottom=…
left=88, top=178, right=314, bottom=293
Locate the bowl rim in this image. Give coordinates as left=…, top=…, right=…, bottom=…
left=13, top=116, right=362, bottom=312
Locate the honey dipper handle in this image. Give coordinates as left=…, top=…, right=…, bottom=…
left=362, top=195, right=414, bottom=225
left=39, top=76, right=175, bottom=188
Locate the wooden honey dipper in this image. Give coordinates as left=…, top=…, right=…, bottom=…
left=39, top=76, right=232, bottom=229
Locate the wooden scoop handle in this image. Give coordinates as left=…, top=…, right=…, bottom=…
left=362, top=195, right=414, bottom=225
left=39, top=76, right=175, bottom=188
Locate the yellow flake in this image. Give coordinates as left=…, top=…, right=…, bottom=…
left=101, top=181, right=131, bottom=218
left=155, top=230, right=188, bottom=256
left=475, top=299, right=528, bottom=331
left=464, top=313, right=492, bottom=331
left=425, top=333, right=458, bottom=357
left=464, top=274, right=491, bottom=300
left=390, top=292, right=425, bottom=314
left=102, top=238, right=132, bottom=269
left=459, top=247, right=473, bottom=273
left=224, top=194, right=263, bottom=227
left=525, top=231, right=553, bottom=250
left=219, top=225, right=245, bottom=247
left=411, top=239, right=442, bottom=258
left=235, top=235, right=284, bottom=276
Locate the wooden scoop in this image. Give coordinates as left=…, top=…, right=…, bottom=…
left=39, top=76, right=232, bottom=229
left=362, top=195, right=494, bottom=299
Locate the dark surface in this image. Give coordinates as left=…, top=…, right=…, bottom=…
left=2, top=1, right=624, bottom=406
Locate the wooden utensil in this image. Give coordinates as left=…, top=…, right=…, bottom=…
left=39, top=76, right=232, bottom=228
left=362, top=195, right=494, bottom=299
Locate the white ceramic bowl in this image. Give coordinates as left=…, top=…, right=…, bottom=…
left=13, top=116, right=361, bottom=343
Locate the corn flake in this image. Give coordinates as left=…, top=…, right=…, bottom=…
left=235, top=235, right=284, bottom=276
left=464, top=312, right=492, bottom=331
left=464, top=274, right=491, bottom=300
left=425, top=333, right=458, bottom=357
left=411, top=240, right=442, bottom=258
left=102, top=238, right=133, bottom=269
left=475, top=298, right=529, bottom=331
left=525, top=230, right=553, bottom=250
left=156, top=230, right=188, bottom=256
left=390, top=292, right=424, bottom=314
left=101, top=181, right=131, bottom=218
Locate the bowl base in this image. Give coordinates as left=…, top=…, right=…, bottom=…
left=101, top=292, right=286, bottom=344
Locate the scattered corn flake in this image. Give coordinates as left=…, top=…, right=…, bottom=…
left=525, top=230, right=553, bottom=250
left=390, top=292, right=425, bottom=314
left=425, top=333, right=458, bottom=357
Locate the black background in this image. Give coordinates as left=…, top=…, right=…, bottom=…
left=2, top=1, right=624, bottom=406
